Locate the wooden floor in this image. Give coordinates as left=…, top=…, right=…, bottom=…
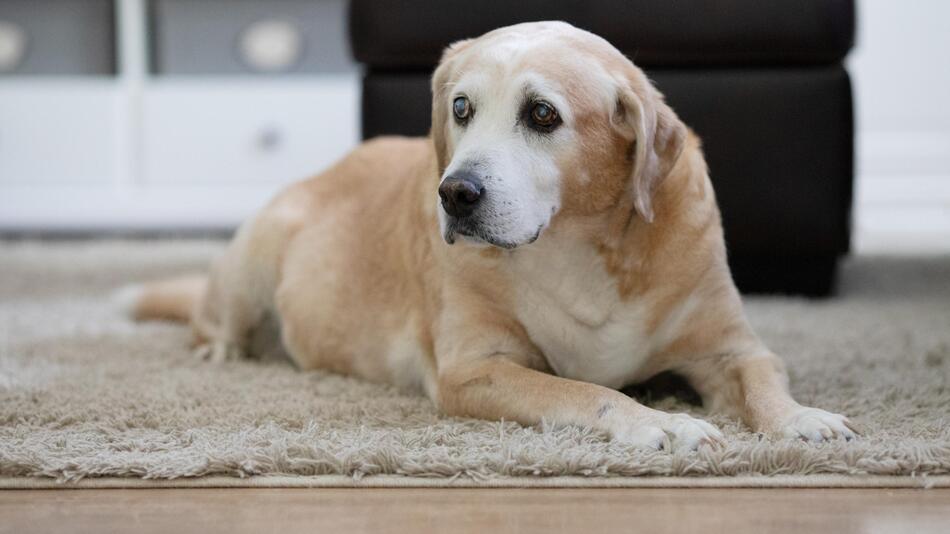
left=2, top=488, right=949, bottom=534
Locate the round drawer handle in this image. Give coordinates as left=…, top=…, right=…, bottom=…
left=238, top=19, right=304, bottom=73
left=0, top=20, right=28, bottom=73
left=257, top=127, right=283, bottom=152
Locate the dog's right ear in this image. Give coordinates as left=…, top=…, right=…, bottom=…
left=431, top=39, right=473, bottom=175
left=612, top=69, right=687, bottom=223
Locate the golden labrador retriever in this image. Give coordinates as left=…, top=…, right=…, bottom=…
left=124, top=21, right=856, bottom=450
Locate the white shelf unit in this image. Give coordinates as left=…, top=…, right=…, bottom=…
left=0, top=0, right=359, bottom=231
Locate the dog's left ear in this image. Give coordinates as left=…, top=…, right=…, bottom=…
left=431, top=38, right=473, bottom=175
left=613, top=72, right=687, bottom=223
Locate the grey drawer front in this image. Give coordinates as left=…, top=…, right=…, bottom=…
left=0, top=0, right=115, bottom=76
left=151, top=0, right=355, bottom=75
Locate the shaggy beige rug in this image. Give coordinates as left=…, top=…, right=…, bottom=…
left=1, top=240, right=949, bottom=488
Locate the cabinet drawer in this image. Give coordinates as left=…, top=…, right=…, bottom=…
left=0, top=0, right=114, bottom=76
left=0, top=83, right=116, bottom=184
left=150, top=0, right=353, bottom=75
left=142, top=77, right=359, bottom=185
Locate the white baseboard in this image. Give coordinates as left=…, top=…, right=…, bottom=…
left=853, top=129, right=950, bottom=254
left=0, top=184, right=281, bottom=231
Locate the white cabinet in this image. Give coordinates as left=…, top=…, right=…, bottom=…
left=0, top=0, right=360, bottom=231
left=141, top=78, right=357, bottom=186
left=0, top=82, right=118, bottom=185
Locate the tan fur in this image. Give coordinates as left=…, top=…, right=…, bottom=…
left=129, top=22, right=855, bottom=449
left=133, top=275, right=206, bottom=323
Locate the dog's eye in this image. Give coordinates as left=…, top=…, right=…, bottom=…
left=453, top=96, right=471, bottom=123
left=531, top=102, right=558, bottom=127
left=521, top=100, right=561, bottom=134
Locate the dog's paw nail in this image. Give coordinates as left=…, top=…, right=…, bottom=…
left=194, top=341, right=244, bottom=363
left=616, top=424, right=668, bottom=451
left=667, top=414, right=725, bottom=452
left=192, top=344, right=212, bottom=361
left=781, top=407, right=857, bottom=443
left=617, top=414, right=724, bottom=453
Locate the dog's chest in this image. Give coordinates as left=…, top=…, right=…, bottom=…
left=508, top=242, right=655, bottom=389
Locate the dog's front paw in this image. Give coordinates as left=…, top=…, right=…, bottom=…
left=663, top=414, right=726, bottom=451
left=616, top=413, right=725, bottom=452
left=780, top=407, right=857, bottom=442
left=192, top=340, right=245, bottom=363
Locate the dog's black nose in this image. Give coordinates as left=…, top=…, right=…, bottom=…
left=439, top=174, right=484, bottom=218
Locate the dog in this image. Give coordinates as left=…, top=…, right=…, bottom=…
left=124, top=21, right=856, bottom=450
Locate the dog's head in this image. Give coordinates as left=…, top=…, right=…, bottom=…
left=431, top=21, right=686, bottom=249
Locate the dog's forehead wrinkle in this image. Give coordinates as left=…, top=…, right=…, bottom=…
left=451, top=71, right=492, bottom=99
left=517, top=74, right=574, bottom=118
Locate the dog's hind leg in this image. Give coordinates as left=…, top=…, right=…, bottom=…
left=190, top=264, right=262, bottom=363
left=191, top=197, right=306, bottom=362
left=190, top=230, right=269, bottom=362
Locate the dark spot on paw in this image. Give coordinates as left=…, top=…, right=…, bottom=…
left=596, top=403, right=614, bottom=419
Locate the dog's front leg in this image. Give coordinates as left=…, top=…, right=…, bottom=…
left=681, top=352, right=857, bottom=442
left=437, top=357, right=724, bottom=451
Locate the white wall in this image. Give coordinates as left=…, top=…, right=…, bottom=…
left=850, top=0, right=950, bottom=253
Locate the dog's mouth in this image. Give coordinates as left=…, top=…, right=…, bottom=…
left=443, top=220, right=544, bottom=250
